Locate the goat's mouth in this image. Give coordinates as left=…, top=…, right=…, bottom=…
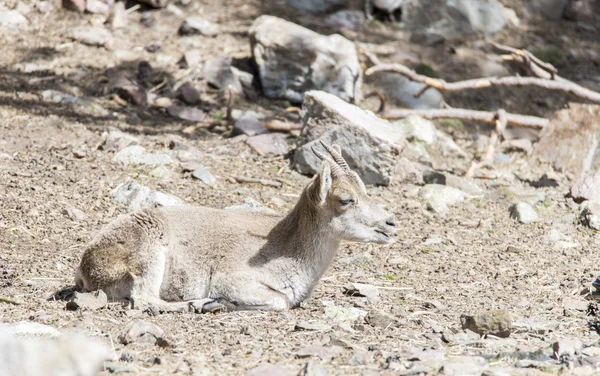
left=374, top=230, right=395, bottom=243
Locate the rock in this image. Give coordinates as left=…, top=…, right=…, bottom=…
left=534, top=103, right=600, bottom=177
left=73, top=26, right=113, bottom=48
left=192, top=166, right=216, bottom=185
left=571, top=172, right=600, bottom=203
left=298, top=360, right=327, bottom=376
left=460, top=310, right=512, bottom=338
left=176, top=82, right=200, bottom=105
left=396, top=116, right=438, bottom=144
left=86, top=0, right=109, bottom=15
left=444, top=174, right=483, bottom=195
left=441, top=329, right=480, bottom=344
left=0, top=328, right=110, bottom=376
left=64, top=207, right=88, bottom=221
left=202, top=55, right=242, bottom=95
left=325, top=10, right=365, bottom=32
left=167, top=105, right=206, bottom=122
left=403, top=0, right=506, bottom=40
left=103, top=128, right=139, bottom=151
left=233, top=112, right=268, bottom=137
left=580, top=201, right=600, bottom=230
left=42, top=90, right=78, bottom=104
left=113, top=145, right=172, bottom=166
left=510, top=202, right=539, bottom=224
left=180, top=49, right=202, bottom=68
left=369, top=73, right=444, bottom=109
left=441, top=356, right=488, bottom=376
left=552, top=339, right=582, bottom=360
left=0, top=10, right=29, bottom=28
left=66, top=290, right=108, bottom=311
left=293, top=91, right=405, bottom=186
left=136, top=0, right=166, bottom=8
left=107, top=1, right=127, bottom=29
left=420, top=184, right=466, bottom=214
left=283, top=0, right=345, bottom=13
left=112, top=180, right=184, bottom=211
left=528, top=0, right=568, bottom=19
left=106, top=67, right=147, bottom=106
left=246, top=364, right=288, bottom=376
left=343, top=283, right=379, bottom=299
left=563, top=297, right=589, bottom=312
left=365, top=310, right=397, bottom=329
left=295, top=321, right=332, bottom=331
left=2, top=322, right=60, bottom=338
left=119, top=320, right=169, bottom=347
left=250, top=15, right=361, bottom=104
left=295, top=345, right=342, bottom=362
left=63, top=0, right=86, bottom=12
left=395, top=158, right=427, bottom=185
left=324, top=304, right=367, bottom=323
left=247, top=133, right=288, bottom=156
left=179, top=16, right=219, bottom=36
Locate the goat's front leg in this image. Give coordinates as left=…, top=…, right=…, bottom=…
left=202, top=281, right=290, bottom=313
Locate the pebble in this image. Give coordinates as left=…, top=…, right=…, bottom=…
left=202, top=55, right=242, bottom=94
left=246, top=133, right=288, bottom=156
left=580, top=200, right=600, bottom=230
left=563, top=297, right=589, bottom=312
left=441, top=329, right=480, bottom=344
left=118, top=320, right=169, bottom=347
left=0, top=10, right=29, bottom=28
left=66, top=290, right=108, bottom=311
left=420, top=184, right=467, bottom=214
left=323, top=304, right=367, bottom=323
left=176, top=82, right=201, bottom=105
left=179, top=16, right=219, bottom=36
left=460, top=310, right=513, bottom=338
left=510, top=202, right=539, bottom=224
left=113, top=145, right=172, bottom=166
left=365, top=309, right=397, bottom=329
left=441, top=356, right=487, bottom=376
left=63, top=0, right=86, bottom=12
left=342, top=283, right=379, bottom=299
left=167, top=105, right=206, bottom=122
left=233, top=112, right=268, bottom=137
left=295, top=321, right=332, bottom=331
left=85, top=0, right=109, bottom=15
left=103, top=128, right=139, bottom=151
left=112, top=180, right=183, bottom=211
left=108, top=1, right=128, bottom=29
left=298, top=360, right=327, bottom=376
left=192, top=166, right=216, bottom=185
left=73, top=26, right=113, bottom=48
left=64, top=207, right=88, bottom=221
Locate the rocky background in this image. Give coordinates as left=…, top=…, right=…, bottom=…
left=1, top=0, right=600, bottom=375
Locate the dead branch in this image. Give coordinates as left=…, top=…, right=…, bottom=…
left=365, top=63, right=600, bottom=104
left=382, top=108, right=549, bottom=128
left=465, top=109, right=508, bottom=178
left=265, top=120, right=302, bottom=133
left=489, top=41, right=558, bottom=78
left=234, top=176, right=282, bottom=188
left=0, top=296, right=21, bottom=305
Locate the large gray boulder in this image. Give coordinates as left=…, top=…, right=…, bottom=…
left=402, top=0, right=506, bottom=40
left=293, top=91, right=405, bottom=186
left=250, top=15, right=362, bottom=104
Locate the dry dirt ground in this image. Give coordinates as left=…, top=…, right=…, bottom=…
left=1, top=0, right=600, bottom=375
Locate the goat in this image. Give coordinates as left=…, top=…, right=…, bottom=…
left=74, top=141, right=397, bottom=313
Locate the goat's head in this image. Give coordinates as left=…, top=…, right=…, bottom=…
left=307, top=141, right=397, bottom=244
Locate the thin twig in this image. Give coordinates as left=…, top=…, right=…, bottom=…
left=364, top=90, right=387, bottom=113
left=265, top=120, right=302, bottom=133
left=383, top=108, right=548, bottom=128
left=0, top=296, right=22, bottom=305
left=148, top=78, right=168, bottom=94
left=365, top=63, right=600, bottom=104
left=234, top=176, right=282, bottom=188
left=465, top=109, right=508, bottom=178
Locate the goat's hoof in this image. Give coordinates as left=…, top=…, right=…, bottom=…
left=201, top=301, right=227, bottom=314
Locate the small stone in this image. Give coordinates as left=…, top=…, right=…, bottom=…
left=420, top=184, right=466, bottom=214
left=113, top=145, right=172, bottom=166
left=62, top=0, right=86, bottom=12
left=343, top=283, right=379, bottom=299
left=106, top=68, right=147, bottom=106
left=298, top=360, right=327, bottom=376
left=232, top=113, right=268, bottom=137
left=191, top=166, right=216, bottom=185
left=179, top=16, right=219, bottom=36
left=552, top=338, right=582, bottom=360
left=423, top=300, right=445, bottom=311
left=153, top=97, right=172, bottom=108
left=202, top=55, right=242, bottom=95
left=180, top=49, right=202, bottom=68
left=441, top=356, right=488, bottom=376
left=149, top=165, right=171, bottom=180
left=167, top=105, right=206, bottom=122
left=73, top=26, right=113, bottom=48
left=580, top=200, right=600, bottom=230
left=118, top=320, right=169, bottom=347
left=0, top=10, right=29, bottom=27
left=563, top=297, right=588, bottom=312
left=64, top=207, right=88, bottom=221
left=246, top=133, right=288, bottom=156
left=396, top=116, right=437, bottom=145
left=365, top=310, right=397, bottom=329
left=510, top=202, right=539, bottom=224
left=423, top=171, right=446, bottom=185
left=107, top=1, right=128, bottom=29
left=324, top=305, right=367, bottom=324
left=441, top=329, right=480, bottom=345
left=246, top=364, right=287, bottom=376
left=112, top=180, right=183, bottom=211
left=460, top=310, right=512, bottom=338
left=66, top=290, right=108, bottom=311
left=176, top=82, right=200, bottom=105
left=86, top=0, right=109, bottom=15
left=103, top=128, right=139, bottom=151
left=295, top=321, right=332, bottom=331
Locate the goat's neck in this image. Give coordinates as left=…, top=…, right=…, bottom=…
left=271, top=193, right=339, bottom=278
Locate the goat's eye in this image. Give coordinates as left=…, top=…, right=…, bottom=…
left=340, top=198, right=354, bottom=206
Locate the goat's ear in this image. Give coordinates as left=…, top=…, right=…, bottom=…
left=313, top=161, right=333, bottom=206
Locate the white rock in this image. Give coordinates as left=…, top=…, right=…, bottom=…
left=113, top=145, right=172, bottom=166
left=420, top=184, right=467, bottom=214
left=293, top=91, right=405, bottom=186
left=0, top=10, right=29, bottom=28
left=580, top=200, right=600, bottom=230
left=250, top=15, right=361, bottom=104
left=112, top=180, right=183, bottom=211
left=179, top=16, right=219, bottom=36
left=510, top=202, right=539, bottom=224
left=395, top=116, right=437, bottom=145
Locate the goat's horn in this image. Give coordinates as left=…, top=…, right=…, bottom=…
left=320, top=141, right=350, bottom=172
left=311, top=145, right=345, bottom=176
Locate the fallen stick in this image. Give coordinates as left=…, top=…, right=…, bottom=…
left=0, top=296, right=22, bottom=305
left=382, top=108, right=548, bottom=128
left=265, top=120, right=302, bottom=133
left=234, top=176, right=282, bottom=188
left=365, top=63, right=600, bottom=104
left=465, top=109, right=508, bottom=178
